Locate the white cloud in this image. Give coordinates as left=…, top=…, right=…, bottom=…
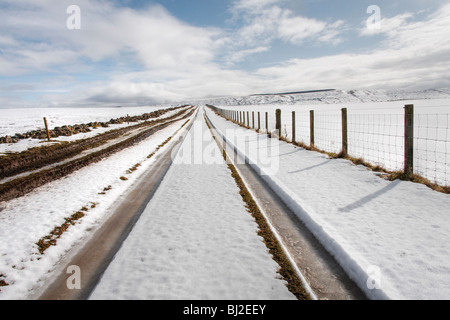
left=76, top=5, right=220, bottom=72
left=0, top=0, right=220, bottom=76
left=229, top=0, right=346, bottom=48
left=232, top=0, right=279, bottom=12
left=0, top=0, right=232, bottom=107
left=1, top=0, right=450, bottom=108
left=257, top=4, right=450, bottom=91
left=277, top=14, right=326, bottom=44
left=227, top=46, right=270, bottom=64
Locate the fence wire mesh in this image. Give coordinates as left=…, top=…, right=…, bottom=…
left=414, top=113, right=450, bottom=185
left=347, top=113, right=404, bottom=171
left=314, top=113, right=342, bottom=154
left=213, top=105, right=450, bottom=186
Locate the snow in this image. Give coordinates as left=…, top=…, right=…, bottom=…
left=0, top=109, right=195, bottom=299
left=215, top=99, right=450, bottom=186
left=204, top=107, right=450, bottom=300
left=0, top=105, right=174, bottom=137
left=89, top=110, right=295, bottom=300
left=0, top=106, right=183, bottom=154
left=0, top=88, right=449, bottom=300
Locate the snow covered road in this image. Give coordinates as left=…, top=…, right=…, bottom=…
left=89, top=109, right=296, bottom=300
left=205, top=107, right=450, bottom=300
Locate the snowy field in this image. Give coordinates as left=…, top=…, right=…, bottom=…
left=216, top=99, right=450, bottom=186
left=0, top=105, right=182, bottom=154
left=205, top=107, right=450, bottom=300
left=0, top=105, right=174, bottom=137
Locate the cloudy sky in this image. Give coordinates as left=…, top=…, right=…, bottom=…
left=0, top=0, right=449, bottom=108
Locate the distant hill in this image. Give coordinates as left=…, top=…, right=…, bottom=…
left=192, top=88, right=450, bottom=106
left=249, top=89, right=336, bottom=96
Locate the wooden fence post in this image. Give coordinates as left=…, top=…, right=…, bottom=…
left=258, top=112, right=261, bottom=132
left=310, top=110, right=315, bottom=147
left=265, top=112, right=268, bottom=133
left=276, top=109, right=281, bottom=138
left=247, top=112, right=250, bottom=127
left=341, top=108, right=348, bottom=156
left=404, top=104, right=414, bottom=176
left=43, top=117, right=51, bottom=142
left=292, top=111, right=296, bottom=143
left=252, top=112, right=255, bottom=129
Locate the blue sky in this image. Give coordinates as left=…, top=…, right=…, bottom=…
left=0, top=0, right=450, bottom=108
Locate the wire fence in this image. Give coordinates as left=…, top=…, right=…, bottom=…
left=208, top=104, right=450, bottom=187
left=414, top=113, right=450, bottom=186
left=347, top=113, right=405, bottom=171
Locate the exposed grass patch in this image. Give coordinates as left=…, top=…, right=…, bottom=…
left=35, top=210, right=87, bottom=255
left=387, top=171, right=450, bottom=194
left=127, top=163, right=141, bottom=174
left=204, top=114, right=311, bottom=300
left=330, top=153, right=388, bottom=173
left=0, top=273, right=8, bottom=289
left=99, top=185, right=112, bottom=195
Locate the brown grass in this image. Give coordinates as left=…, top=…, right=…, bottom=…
left=0, top=273, right=8, bottom=289
left=36, top=210, right=86, bottom=254
left=98, top=185, right=112, bottom=195
left=127, top=163, right=141, bottom=174
left=387, top=171, right=450, bottom=194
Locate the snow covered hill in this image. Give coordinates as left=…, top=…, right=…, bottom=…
left=191, top=87, right=450, bottom=106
